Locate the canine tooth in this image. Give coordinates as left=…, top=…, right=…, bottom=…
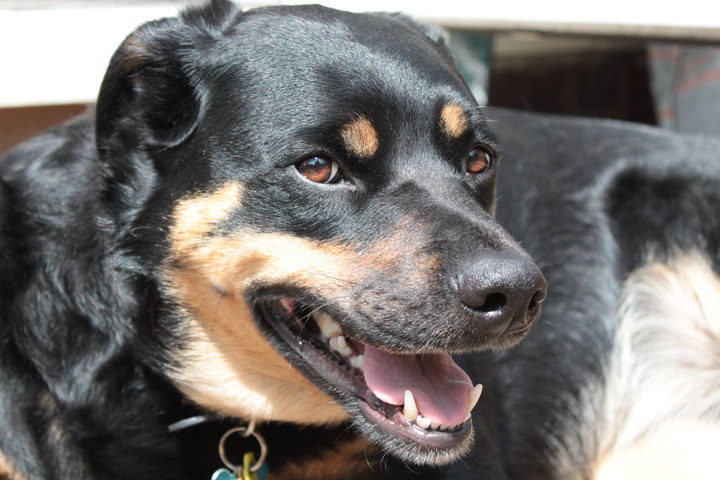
left=415, top=415, right=432, bottom=429
left=329, top=336, right=352, bottom=356
left=315, top=311, right=342, bottom=338
left=402, top=390, right=418, bottom=421
left=468, top=384, right=483, bottom=413
left=350, top=354, right=364, bottom=370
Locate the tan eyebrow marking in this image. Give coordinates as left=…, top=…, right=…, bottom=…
left=340, top=116, right=379, bottom=158
left=170, top=181, right=243, bottom=258
left=440, top=104, right=469, bottom=138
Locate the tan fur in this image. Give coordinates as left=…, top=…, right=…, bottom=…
left=340, top=117, right=379, bottom=158
left=165, top=272, right=347, bottom=424
left=0, top=451, right=26, bottom=480
left=170, top=181, right=245, bottom=258
left=439, top=104, right=468, bottom=138
left=164, top=183, right=440, bottom=425
left=165, top=181, right=361, bottom=424
left=362, top=227, right=440, bottom=292
left=270, top=438, right=373, bottom=479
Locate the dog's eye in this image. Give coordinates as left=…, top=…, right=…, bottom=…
left=295, top=156, right=341, bottom=184
left=466, top=147, right=492, bottom=175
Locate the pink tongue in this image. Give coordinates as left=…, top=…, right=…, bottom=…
left=363, top=345, right=473, bottom=426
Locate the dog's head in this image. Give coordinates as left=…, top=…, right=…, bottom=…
left=95, top=0, right=546, bottom=465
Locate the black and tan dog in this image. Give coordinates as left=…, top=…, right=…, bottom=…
left=1, top=1, right=719, bottom=479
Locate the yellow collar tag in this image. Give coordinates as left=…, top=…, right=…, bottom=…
left=241, top=452, right=259, bottom=480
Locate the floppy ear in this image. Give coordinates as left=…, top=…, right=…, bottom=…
left=96, top=23, right=198, bottom=155
left=96, top=0, right=239, bottom=155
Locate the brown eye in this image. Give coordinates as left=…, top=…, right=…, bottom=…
left=466, top=147, right=492, bottom=175
left=295, top=156, right=340, bottom=183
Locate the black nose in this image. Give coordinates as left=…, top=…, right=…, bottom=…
left=455, top=251, right=547, bottom=336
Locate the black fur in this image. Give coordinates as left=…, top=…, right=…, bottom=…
left=2, top=1, right=720, bottom=479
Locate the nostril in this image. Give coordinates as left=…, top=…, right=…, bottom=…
left=454, top=253, right=546, bottom=325
left=472, top=292, right=507, bottom=313
left=527, top=289, right=546, bottom=315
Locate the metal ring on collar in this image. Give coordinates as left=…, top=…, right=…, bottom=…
left=218, top=421, right=268, bottom=473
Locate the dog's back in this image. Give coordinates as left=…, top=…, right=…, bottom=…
left=460, top=109, right=720, bottom=480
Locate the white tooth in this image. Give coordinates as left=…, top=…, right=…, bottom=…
left=329, top=335, right=352, bottom=356
left=350, top=355, right=364, bottom=370
left=468, top=384, right=483, bottom=413
left=315, top=311, right=342, bottom=338
left=464, top=412, right=471, bottom=423
left=430, top=422, right=440, bottom=430
left=415, top=415, right=432, bottom=429
left=336, top=336, right=352, bottom=355
left=402, top=390, right=418, bottom=421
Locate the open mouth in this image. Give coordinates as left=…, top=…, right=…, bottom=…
left=257, top=298, right=483, bottom=460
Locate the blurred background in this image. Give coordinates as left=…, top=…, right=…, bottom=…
left=1, top=0, right=719, bottom=155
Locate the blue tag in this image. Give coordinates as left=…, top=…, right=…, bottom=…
left=256, top=463, right=269, bottom=480
left=211, top=468, right=237, bottom=480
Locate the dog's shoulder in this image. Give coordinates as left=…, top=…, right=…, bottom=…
left=1, top=113, right=100, bottom=224
left=0, top=113, right=183, bottom=480
left=0, top=113, right=102, bottom=298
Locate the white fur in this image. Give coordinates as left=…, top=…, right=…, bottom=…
left=593, top=253, right=720, bottom=478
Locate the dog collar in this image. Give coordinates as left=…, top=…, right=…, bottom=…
left=167, top=413, right=219, bottom=433
left=212, top=421, right=268, bottom=480
left=168, top=416, right=268, bottom=480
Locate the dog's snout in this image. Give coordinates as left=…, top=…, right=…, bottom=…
left=455, top=252, right=547, bottom=336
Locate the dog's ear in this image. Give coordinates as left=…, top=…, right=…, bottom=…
left=96, top=0, right=239, bottom=155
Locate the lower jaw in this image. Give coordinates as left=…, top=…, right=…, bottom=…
left=359, top=401, right=473, bottom=450
left=351, top=400, right=474, bottom=466
left=256, top=300, right=474, bottom=464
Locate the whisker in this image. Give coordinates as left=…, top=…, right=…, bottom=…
left=311, top=270, right=360, bottom=285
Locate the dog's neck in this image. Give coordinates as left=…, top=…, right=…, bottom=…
left=165, top=406, right=443, bottom=479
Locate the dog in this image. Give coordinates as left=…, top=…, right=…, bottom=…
left=1, top=1, right=719, bottom=479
